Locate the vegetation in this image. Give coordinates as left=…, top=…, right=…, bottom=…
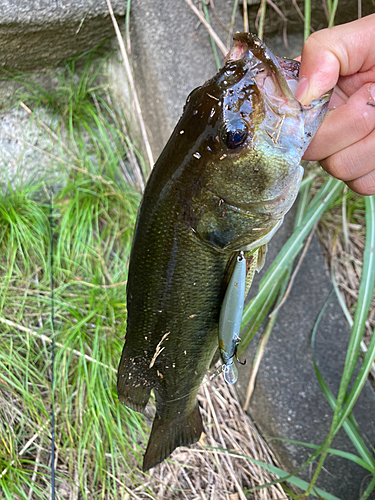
left=0, top=52, right=148, bottom=498
left=0, top=1, right=374, bottom=499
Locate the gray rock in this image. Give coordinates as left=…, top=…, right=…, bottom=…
left=0, top=106, right=67, bottom=189
left=0, top=0, right=127, bottom=186
left=0, top=0, right=126, bottom=69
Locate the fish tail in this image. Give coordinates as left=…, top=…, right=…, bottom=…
left=142, top=404, right=203, bottom=471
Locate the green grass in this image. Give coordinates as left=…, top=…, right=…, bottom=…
left=1, top=3, right=375, bottom=499
left=0, top=49, right=152, bottom=499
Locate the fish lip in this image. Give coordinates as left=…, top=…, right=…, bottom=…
left=227, top=33, right=296, bottom=103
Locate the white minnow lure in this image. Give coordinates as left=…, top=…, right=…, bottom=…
left=218, top=251, right=247, bottom=384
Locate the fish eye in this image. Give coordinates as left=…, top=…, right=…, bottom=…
left=220, top=119, right=249, bottom=149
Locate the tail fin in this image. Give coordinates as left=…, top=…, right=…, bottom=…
left=142, top=404, right=203, bottom=471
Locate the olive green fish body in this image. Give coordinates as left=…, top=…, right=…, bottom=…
left=118, top=217, right=228, bottom=468
left=118, top=148, right=231, bottom=469
left=117, top=33, right=332, bottom=471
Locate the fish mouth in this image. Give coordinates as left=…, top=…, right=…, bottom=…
left=226, top=33, right=331, bottom=114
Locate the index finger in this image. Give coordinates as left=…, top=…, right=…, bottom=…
left=295, top=14, right=375, bottom=105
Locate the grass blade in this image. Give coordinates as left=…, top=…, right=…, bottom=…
left=241, top=178, right=343, bottom=332
left=311, top=292, right=375, bottom=469
left=333, top=194, right=375, bottom=426
left=266, top=438, right=373, bottom=472
left=206, top=447, right=342, bottom=500
left=359, top=475, right=375, bottom=500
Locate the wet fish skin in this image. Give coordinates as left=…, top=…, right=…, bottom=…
left=117, top=33, right=331, bottom=471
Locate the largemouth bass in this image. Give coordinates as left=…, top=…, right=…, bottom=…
left=117, top=33, right=331, bottom=471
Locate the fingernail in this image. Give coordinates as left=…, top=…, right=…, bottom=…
left=295, top=76, right=310, bottom=105
left=370, top=83, right=375, bottom=101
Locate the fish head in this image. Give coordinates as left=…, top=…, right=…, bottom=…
left=184, top=33, right=331, bottom=250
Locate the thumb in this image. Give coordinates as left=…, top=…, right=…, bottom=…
left=295, top=14, right=375, bottom=105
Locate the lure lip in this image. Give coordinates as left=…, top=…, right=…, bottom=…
left=223, top=361, right=238, bottom=385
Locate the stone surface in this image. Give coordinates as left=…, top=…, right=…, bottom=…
left=0, top=105, right=68, bottom=190
left=0, top=0, right=126, bottom=69
left=236, top=222, right=375, bottom=499
left=0, top=0, right=371, bottom=72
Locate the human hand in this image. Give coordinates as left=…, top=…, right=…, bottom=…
left=295, top=14, right=375, bottom=195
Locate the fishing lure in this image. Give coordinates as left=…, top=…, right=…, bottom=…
left=218, top=251, right=247, bottom=384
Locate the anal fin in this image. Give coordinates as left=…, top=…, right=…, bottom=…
left=117, top=379, right=152, bottom=415
left=117, top=348, right=153, bottom=415
left=142, top=404, right=203, bottom=471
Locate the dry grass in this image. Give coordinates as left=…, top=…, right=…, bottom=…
left=317, top=191, right=375, bottom=349
left=139, top=372, right=288, bottom=500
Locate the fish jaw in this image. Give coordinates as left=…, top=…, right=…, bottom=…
left=226, top=32, right=332, bottom=156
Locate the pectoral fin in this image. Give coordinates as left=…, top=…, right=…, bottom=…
left=256, top=243, right=267, bottom=272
